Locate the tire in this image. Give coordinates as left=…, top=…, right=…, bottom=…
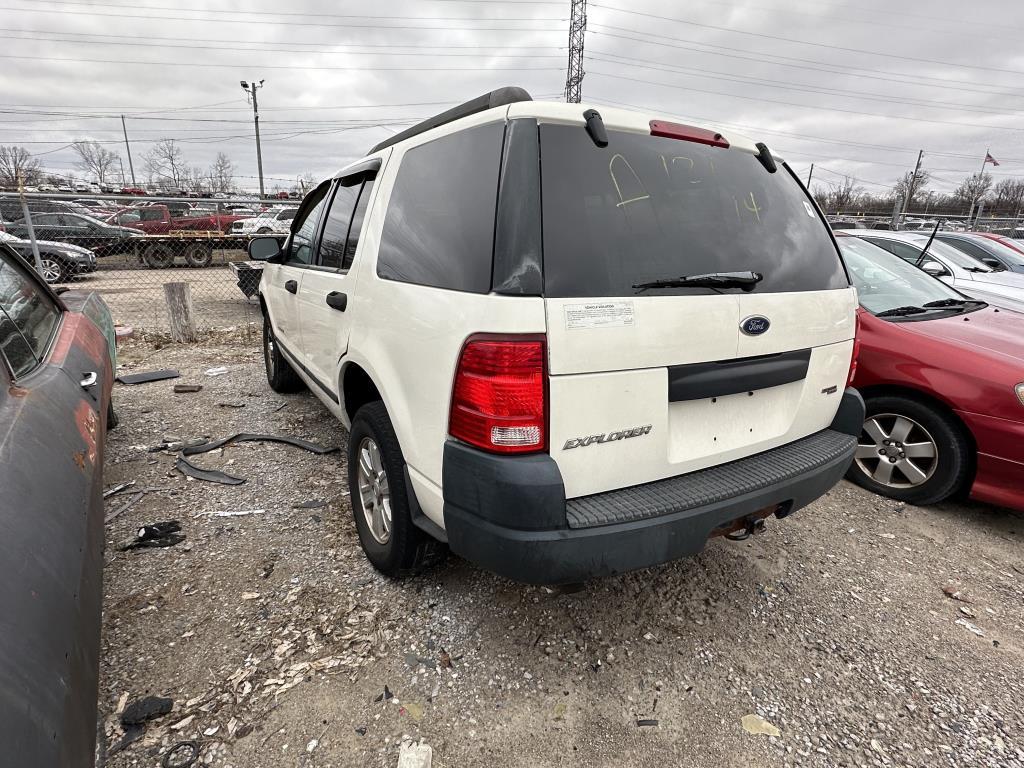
left=39, top=256, right=68, bottom=284
left=106, top=399, right=119, bottom=430
left=261, top=312, right=304, bottom=393
left=348, top=401, right=446, bottom=577
left=256, top=227, right=273, bottom=234
left=183, top=242, right=213, bottom=268
left=141, top=242, right=174, bottom=269
left=846, top=394, right=971, bottom=505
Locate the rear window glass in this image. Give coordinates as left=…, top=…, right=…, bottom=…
left=540, top=125, right=848, bottom=297
left=377, top=122, right=503, bottom=293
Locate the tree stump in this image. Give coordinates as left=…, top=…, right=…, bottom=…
left=163, top=282, right=198, bottom=343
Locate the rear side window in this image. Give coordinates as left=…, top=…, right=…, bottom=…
left=317, top=184, right=360, bottom=270
left=377, top=122, right=503, bottom=293
left=540, top=125, right=848, bottom=297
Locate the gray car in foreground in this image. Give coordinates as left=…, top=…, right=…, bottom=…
left=837, top=230, right=1024, bottom=313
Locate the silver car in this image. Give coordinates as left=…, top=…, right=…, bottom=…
left=837, top=230, right=1024, bottom=313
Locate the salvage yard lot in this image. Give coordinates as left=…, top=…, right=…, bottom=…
left=99, top=334, right=1024, bottom=768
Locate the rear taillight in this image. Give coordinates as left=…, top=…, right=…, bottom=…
left=847, top=313, right=862, bottom=386
left=449, top=335, right=547, bottom=454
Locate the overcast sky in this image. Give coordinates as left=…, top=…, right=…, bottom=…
left=3, top=0, right=1023, bottom=195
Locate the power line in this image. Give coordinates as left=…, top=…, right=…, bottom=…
left=586, top=70, right=1024, bottom=134
left=23, top=0, right=567, bottom=22
left=587, top=3, right=1024, bottom=77
left=588, top=26, right=1024, bottom=99
left=0, top=4, right=564, bottom=31
left=586, top=51, right=1022, bottom=117
left=0, top=53, right=564, bottom=72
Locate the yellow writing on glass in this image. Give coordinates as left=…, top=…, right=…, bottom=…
left=609, top=153, right=650, bottom=208
left=742, top=192, right=763, bottom=223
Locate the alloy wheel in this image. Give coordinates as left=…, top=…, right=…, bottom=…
left=854, top=413, right=939, bottom=488
left=356, top=437, right=392, bottom=545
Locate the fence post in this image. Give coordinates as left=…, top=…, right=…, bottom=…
left=163, top=282, right=198, bottom=342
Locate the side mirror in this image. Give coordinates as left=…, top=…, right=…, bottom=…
left=248, top=236, right=281, bottom=261
left=981, top=257, right=1001, bottom=269
left=921, top=261, right=948, bottom=277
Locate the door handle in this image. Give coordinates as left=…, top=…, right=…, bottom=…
left=80, top=371, right=98, bottom=388
left=284, top=279, right=298, bottom=294
left=326, top=291, right=348, bottom=312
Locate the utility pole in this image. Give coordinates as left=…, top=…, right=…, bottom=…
left=806, top=163, right=814, bottom=187
left=967, top=147, right=990, bottom=221
left=564, top=0, right=587, bottom=103
left=118, top=157, right=126, bottom=186
left=15, top=172, right=43, bottom=275
left=900, top=149, right=923, bottom=220
left=121, top=114, right=136, bottom=185
left=241, top=79, right=266, bottom=198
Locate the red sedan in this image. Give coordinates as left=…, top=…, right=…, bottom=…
left=837, top=234, right=1024, bottom=511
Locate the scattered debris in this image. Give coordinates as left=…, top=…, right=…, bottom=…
left=374, top=685, right=394, bottom=702
left=355, top=726, right=368, bottom=736
left=107, top=724, right=145, bottom=756
left=104, top=491, right=146, bottom=524
left=942, top=584, right=973, bottom=603
left=176, top=456, right=245, bottom=485
left=741, top=714, right=781, bottom=737
left=292, top=499, right=328, bottom=509
left=438, top=649, right=452, bottom=669
left=161, top=740, right=200, bottom=768
left=103, top=481, right=136, bottom=499
left=181, top=432, right=340, bottom=457
left=170, top=714, right=195, bottom=731
left=150, top=437, right=209, bottom=453
left=241, top=592, right=261, bottom=600
left=397, top=739, right=432, bottom=768
left=173, top=384, right=203, bottom=394
left=636, top=718, right=659, bottom=727
left=195, top=509, right=267, bottom=518
left=117, top=369, right=180, bottom=385
left=955, top=618, right=986, bottom=637
left=121, top=695, right=174, bottom=726
left=306, top=738, right=319, bottom=752
left=120, top=521, right=184, bottom=550
left=217, top=401, right=246, bottom=408
left=204, top=366, right=229, bottom=376
left=959, top=606, right=978, bottom=619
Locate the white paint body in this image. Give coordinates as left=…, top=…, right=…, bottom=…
left=261, top=100, right=857, bottom=530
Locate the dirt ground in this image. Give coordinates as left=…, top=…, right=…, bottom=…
left=65, top=258, right=259, bottom=334
left=97, top=334, right=1024, bottom=768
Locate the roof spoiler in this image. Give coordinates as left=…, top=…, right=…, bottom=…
left=369, top=87, right=533, bottom=154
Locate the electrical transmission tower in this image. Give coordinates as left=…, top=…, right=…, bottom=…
left=564, top=0, right=587, bottom=103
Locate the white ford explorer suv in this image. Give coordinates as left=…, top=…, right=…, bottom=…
left=249, top=88, right=864, bottom=584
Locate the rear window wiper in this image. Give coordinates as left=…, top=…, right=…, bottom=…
left=633, top=271, right=764, bottom=293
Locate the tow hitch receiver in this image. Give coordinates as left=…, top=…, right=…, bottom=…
left=725, top=516, right=767, bottom=542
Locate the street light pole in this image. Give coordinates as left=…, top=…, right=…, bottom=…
left=241, top=79, right=266, bottom=198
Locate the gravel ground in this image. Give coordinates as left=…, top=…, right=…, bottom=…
left=97, top=335, right=1024, bottom=768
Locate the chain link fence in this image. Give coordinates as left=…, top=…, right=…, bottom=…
left=826, top=210, right=1024, bottom=236
left=0, top=192, right=298, bottom=341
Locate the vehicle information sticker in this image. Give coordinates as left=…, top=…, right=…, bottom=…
left=564, top=301, right=635, bottom=330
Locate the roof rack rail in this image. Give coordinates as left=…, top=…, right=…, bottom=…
left=369, top=86, right=533, bottom=154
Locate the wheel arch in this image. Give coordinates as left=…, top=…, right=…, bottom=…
left=856, top=383, right=978, bottom=496
left=340, top=361, right=385, bottom=429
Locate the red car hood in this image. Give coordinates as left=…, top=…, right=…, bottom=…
left=898, top=307, right=1024, bottom=365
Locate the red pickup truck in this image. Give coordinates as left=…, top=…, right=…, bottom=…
left=107, top=205, right=244, bottom=234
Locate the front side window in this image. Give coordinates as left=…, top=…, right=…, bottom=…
left=286, top=182, right=330, bottom=265
left=0, top=252, right=61, bottom=377
left=317, top=184, right=359, bottom=270
left=377, top=122, right=503, bottom=293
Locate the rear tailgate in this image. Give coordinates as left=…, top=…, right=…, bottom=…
left=535, top=111, right=855, bottom=498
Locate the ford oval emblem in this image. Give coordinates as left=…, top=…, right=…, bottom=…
left=740, top=315, right=770, bottom=336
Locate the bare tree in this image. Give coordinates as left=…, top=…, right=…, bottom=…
left=831, top=176, right=863, bottom=212
left=954, top=172, right=993, bottom=207
left=991, top=178, right=1024, bottom=215
left=894, top=169, right=932, bottom=208
left=208, top=152, right=234, bottom=194
left=144, top=139, right=187, bottom=189
left=71, top=140, right=120, bottom=185
left=0, top=145, right=42, bottom=187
